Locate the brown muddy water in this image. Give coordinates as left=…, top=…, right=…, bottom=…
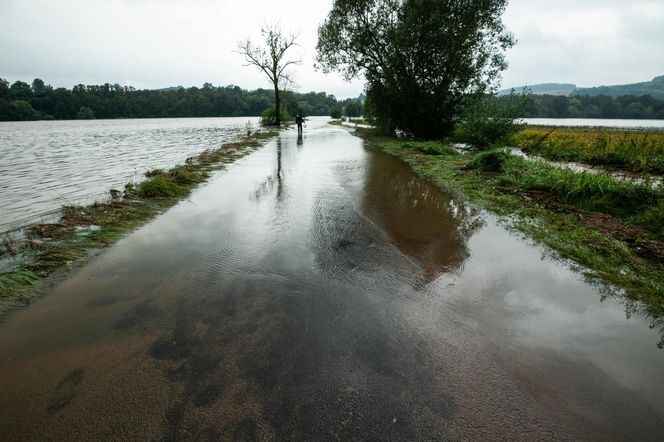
left=0, top=118, right=662, bottom=440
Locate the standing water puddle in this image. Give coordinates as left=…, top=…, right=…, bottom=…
left=0, top=118, right=662, bottom=440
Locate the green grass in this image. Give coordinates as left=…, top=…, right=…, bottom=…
left=466, top=150, right=662, bottom=224
left=401, top=141, right=457, bottom=156
left=631, top=202, right=664, bottom=240
left=0, top=130, right=278, bottom=315
left=356, top=128, right=664, bottom=317
left=138, top=175, right=182, bottom=198
left=466, top=149, right=513, bottom=173
left=510, top=126, right=664, bottom=174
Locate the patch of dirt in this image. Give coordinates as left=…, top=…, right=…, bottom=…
left=479, top=171, right=501, bottom=179
left=493, top=185, right=664, bottom=263
left=28, top=223, right=68, bottom=238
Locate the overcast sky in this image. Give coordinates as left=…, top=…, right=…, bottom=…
left=1, top=0, right=663, bottom=98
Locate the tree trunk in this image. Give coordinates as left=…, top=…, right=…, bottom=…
left=274, top=82, right=280, bottom=126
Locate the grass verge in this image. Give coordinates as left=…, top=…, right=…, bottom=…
left=356, top=128, right=664, bottom=319
left=0, top=130, right=277, bottom=315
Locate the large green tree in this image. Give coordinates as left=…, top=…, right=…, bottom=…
left=316, top=0, right=515, bottom=138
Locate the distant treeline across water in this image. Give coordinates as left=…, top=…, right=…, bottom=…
left=519, top=94, right=664, bottom=120
left=3, top=78, right=664, bottom=122
left=0, top=78, right=347, bottom=121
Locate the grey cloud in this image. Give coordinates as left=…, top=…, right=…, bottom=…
left=1, top=0, right=662, bottom=96
left=502, top=0, right=664, bottom=88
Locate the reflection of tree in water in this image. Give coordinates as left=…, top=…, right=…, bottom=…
left=596, top=279, right=664, bottom=348
left=311, top=188, right=427, bottom=287
left=358, top=152, right=484, bottom=281
left=311, top=151, right=483, bottom=286
left=276, top=138, right=284, bottom=201
left=252, top=138, right=286, bottom=203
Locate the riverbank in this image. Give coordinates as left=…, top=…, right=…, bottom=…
left=355, top=128, right=664, bottom=320
left=0, top=129, right=277, bottom=315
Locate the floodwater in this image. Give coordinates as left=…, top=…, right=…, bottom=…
left=0, top=118, right=662, bottom=440
left=508, top=148, right=663, bottom=187
left=522, top=118, right=664, bottom=129
left=0, top=117, right=259, bottom=233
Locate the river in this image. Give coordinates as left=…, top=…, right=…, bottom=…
left=0, top=119, right=661, bottom=440
left=0, top=117, right=259, bottom=233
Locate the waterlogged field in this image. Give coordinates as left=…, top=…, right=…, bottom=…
left=0, top=117, right=259, bottom=232
left=511, top=126, right=664, bottom=174
left=521, top=118, right=664, bottom=129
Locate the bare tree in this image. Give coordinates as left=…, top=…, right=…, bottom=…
left=237, top=24, right=300, bottom=126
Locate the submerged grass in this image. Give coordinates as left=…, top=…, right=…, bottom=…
left=475, top=152, right=662, bottom=223
left=510, top=126, right=664, bottom=174
left=356, top=127, right=664, bottom=317
left=0, top=129, right=277, bottom=315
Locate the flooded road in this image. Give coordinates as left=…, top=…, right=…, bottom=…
left=0, top=119, right=663, bottom=440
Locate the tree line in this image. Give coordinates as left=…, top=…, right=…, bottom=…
left=0, top=78, right=356, bottom=121
left=518, top=93, right=664, bottom=120
left=5, top=78, right=662, bottom=124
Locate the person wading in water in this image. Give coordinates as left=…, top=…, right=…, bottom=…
left=295, top=114, right=305, bottom=136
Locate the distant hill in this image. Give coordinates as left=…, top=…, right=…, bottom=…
left=498, top=83, right=576, bottom=96
left=574, top=75, right=664, bottom=100
left=499, top=76, right=664, bottom=100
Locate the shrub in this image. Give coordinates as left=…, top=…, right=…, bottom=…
left=170, top=165, right=201, bottom=185
left=330, top=106, right=342, bottom=119
left=7, top=100, right=40, bottom=121
left=466, top=149, right=513, bottom=172
left=454, top=93, right=528, bottom=149
left=138, top=176, right=179, bottom=198
left=402, top=141, right=455, bottom=156
left=145, top=169, right=166, bottom=178
left=260, top=107, right=292, bottom=126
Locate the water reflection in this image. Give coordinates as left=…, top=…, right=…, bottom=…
left=276, top=138, right=285, bottom=202
left=359, top=151, right=483, bottom=281
left=595, top=282, right=664, bottom=348
left=309, top=138, right=483, bottom=287
left=252, top=137, right=287, bottom=204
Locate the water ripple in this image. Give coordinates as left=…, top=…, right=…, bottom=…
left=0, top=117, right=259, bottom=232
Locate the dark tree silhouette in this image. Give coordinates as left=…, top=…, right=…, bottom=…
left=316, top=0, right=515, bottom=138
left=237, top=24, right=300, bottom=126
left=0, top=77, right=345, bottom=121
